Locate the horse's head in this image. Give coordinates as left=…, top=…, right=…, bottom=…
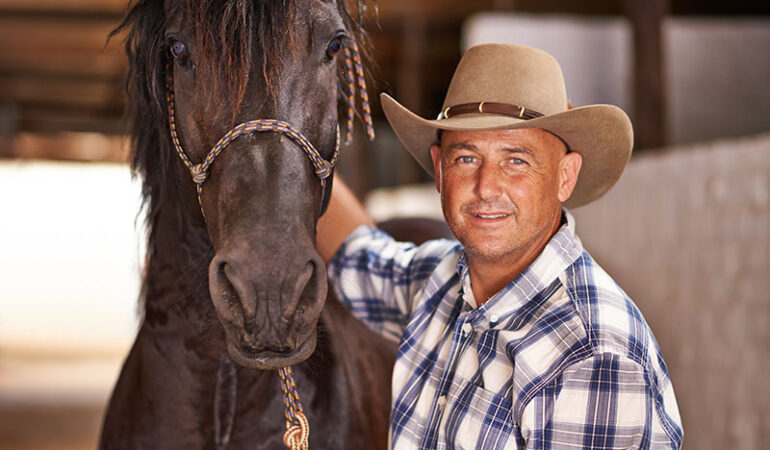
left=119, top=0, right=370, bottom=369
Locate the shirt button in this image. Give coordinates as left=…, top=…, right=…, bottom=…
left=437, top=395, right=447, bottom=407
left=461, top=323, right=473, bottom=335
left=490, top=314, right=499, bottom=324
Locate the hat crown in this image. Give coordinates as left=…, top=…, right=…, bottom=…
left=442, top=44, right=568, bottom=116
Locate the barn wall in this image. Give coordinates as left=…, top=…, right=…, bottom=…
left=571, top=133, right=770, bottom=449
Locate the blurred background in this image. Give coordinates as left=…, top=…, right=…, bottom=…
left=1, top=0, right=768, bottom=449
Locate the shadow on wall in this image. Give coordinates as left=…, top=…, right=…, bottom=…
left=572, top=133, right=770, bottom=450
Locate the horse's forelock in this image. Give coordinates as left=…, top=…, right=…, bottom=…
left=114, top=0, right=372, bottom=209
left=185, top=0, right=371, bottom=125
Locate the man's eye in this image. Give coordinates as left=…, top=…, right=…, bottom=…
left=509, top=157, right=527, bottom=165
left=457, top=156, right=475, bottom=164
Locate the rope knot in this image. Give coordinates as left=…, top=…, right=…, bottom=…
left=190, top=164, right=208, bottom=185
left=314, top=160, right=333, bottom=180
left=283, top=411, right=309, bottom=450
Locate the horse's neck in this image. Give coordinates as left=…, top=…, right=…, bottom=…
left=140, top=193, right=224, bottom=349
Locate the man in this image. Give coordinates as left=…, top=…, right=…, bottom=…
left=317, top=44, right=683, bottom=449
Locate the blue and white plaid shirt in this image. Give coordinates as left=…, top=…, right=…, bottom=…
left=329, top=211, right=683, bottom=449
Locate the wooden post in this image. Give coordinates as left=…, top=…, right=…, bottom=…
left=395, top=15, right=427, bottom=185
left=0, top=102, right=18, bottom=158
left=624, top=0, right=668, bottom=150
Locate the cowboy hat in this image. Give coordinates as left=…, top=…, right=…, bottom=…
left=380, top=43, right=633, bottom=208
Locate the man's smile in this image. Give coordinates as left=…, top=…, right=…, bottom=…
left=472, top=212, right=509, bottom=219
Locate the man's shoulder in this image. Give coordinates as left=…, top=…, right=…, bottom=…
left=513, top=251, right=683, bottom=447
left=510, top=250, right=675, bottom=409
left=561, top=250, right=653, bottom=360
left=511, top=250, right=663, bottom=393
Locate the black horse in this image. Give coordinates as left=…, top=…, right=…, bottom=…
left=100, top=0, right=398, bottom=448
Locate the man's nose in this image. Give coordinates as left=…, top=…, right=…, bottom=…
left=475, top=162, right=503, bottom=200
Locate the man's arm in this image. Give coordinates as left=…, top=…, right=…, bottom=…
left=316, top=175, right=375, bottom=264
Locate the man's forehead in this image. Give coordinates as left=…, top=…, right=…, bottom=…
left=439, top=128, right=567, bottom=153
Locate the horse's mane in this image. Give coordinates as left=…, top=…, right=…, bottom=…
left=112, top=0, right=371, bottom=254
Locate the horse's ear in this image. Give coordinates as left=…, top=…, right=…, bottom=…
left=319, top=173, right=334, bottom=217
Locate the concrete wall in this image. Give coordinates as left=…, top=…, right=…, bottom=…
left=571, top=133, right=770, bottom=449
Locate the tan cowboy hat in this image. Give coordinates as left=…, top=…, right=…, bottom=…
left=380, top=43, right=633, bottom=208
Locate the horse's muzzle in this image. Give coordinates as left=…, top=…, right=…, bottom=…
left=208, top=250, right=327, bottom=369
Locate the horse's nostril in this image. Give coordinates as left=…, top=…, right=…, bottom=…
left=283, top=259, right=325, bottom=320
left=209, top=256, right=257, bottom=328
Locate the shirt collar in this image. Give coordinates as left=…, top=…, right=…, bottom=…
left=454, top=208, right=584, bottom=323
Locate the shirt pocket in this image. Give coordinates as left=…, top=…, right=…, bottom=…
left=443, top=379, right=517, bottom=450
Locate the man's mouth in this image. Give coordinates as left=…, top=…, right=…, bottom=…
left=473, top=213, right=509, bottom=219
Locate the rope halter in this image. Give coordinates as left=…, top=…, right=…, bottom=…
left=165, top=40, right=374, bottom=450
left=164, top=40, right=374, bottom=211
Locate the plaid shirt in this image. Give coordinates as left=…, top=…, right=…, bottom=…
left=328, top=211, right=683, bottom=449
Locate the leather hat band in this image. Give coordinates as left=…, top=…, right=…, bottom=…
left=438, top=101, right=544, bottom=120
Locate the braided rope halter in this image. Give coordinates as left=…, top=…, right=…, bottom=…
left=165, top=41, right=374, bottom=450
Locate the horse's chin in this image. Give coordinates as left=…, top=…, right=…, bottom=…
left=226, top=330, right=317, bottom=370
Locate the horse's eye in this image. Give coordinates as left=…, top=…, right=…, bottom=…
left=169, top=39, right=190, bottom=63
left=325, top=36, right=344, bottom=60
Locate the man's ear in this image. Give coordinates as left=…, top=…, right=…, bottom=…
left=557, top=151, right=582, bottom=203
left=430, top=144, right=442, bottom=193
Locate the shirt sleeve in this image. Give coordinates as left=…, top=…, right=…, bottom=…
left=519, top=353, right=683, bottom=449
left=327, top=225, right=457, bottom=343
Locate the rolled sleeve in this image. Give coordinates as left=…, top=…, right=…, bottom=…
left=328, top=225, right=458, bottom=343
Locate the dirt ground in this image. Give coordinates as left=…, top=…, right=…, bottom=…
left=0, top=404, right=104, bottom=450
left=0, top=354, right=121, bottom=450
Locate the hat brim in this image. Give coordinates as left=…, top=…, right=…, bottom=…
left=381, top=93, right=633, bottom=208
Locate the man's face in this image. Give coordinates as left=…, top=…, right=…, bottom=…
left=430, top=128, right=581, bottom=267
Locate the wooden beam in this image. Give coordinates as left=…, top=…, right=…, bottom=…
left=19, top=106, right=126, bottom=135
left=0, top=0, right=127, bottom=14
left=0, top=74, right=124, bottom=109
left=625, top=0, right=668, bottom=150
left=0, top=17, right=127, bottom=77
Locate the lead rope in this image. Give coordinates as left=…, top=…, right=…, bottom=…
left=165, top=42, right=373, bottom=450
left=278, top=367, right=309, bottom=450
